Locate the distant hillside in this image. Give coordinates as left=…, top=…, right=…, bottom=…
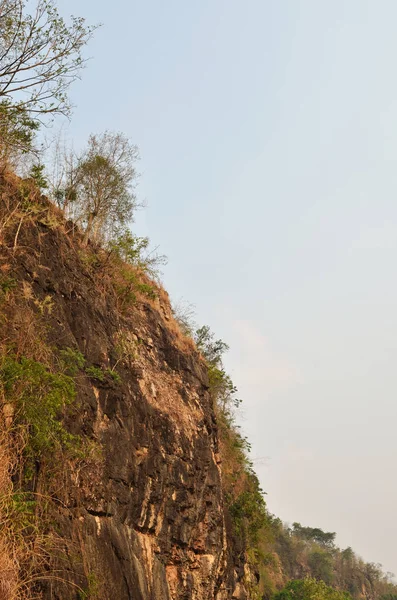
left=263, top=520, right=397, bottom=600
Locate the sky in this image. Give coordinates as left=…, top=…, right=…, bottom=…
left=54, top=0, right=397, bottom=573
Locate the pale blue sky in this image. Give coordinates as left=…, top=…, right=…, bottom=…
left=56, top=0, right=397, bottom=572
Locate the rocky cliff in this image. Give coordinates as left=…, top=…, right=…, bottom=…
left=0, top=178, right=250, bottom=599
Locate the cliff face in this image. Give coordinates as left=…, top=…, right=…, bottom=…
left=0, top=185, right=248, bottom=599
left=2, top=179, right=396, bottom=600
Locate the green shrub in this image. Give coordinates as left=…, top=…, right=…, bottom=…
left=59, top=347, right=86, bottom=376
left=29, top=164, right=48, bottom=190
left=113, top=268, right=157, bottom=309
left=0, top=276, right=17, bottom=295
left=0, top=100, right=39, bottom=156
left=292, top=523, right=336, bottom=548
left=108, top=229, right=166, bottom=278
left=85, top=364, right=121, bottom=384
left=8, top=491, right=38, bottom=535
left=0, top=355, right=77, bottom=456
left=194, top=323, right=275, bottom=597
left=274, top=578, right=352, bottom=600
left=105, top=369, right=121, bottom=384
left=229, top=485, right=269, bottom=546
left=308, top=550, right=334, bottom=584
left=85, top=365, right=105, bottom=382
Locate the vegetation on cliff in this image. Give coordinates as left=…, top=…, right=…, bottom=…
left=0, top=1, right=395, bottom=599
left=173, top=317, right=397, bottom=600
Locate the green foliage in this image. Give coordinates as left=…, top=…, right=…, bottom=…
left=85, top=365, right=106, bottom=382
left=0, top=0, right=96, bottom=163
left=0, top=276, right=17, bottom=296
left=194, top=325, right=241, bottom=422
left=113, top=266, right=157, bottom=309
left=194, top=323, right=274, bottom=597
left=0, top=100, right=39, bottom=156
left=58, top=347, right=86, bottom=376
left=78, top=249, right=101, bottom=270
left=109, top=229, right=166, bottom=279
left=195, top=325, right=229, bottom=367
left=274, top=578, right=352, bottom=600
left=84, top=364, right=121, bottom=384
left=195, top=325, right=241, bottom=416
left=69, top=132, right=139, bottom=243
left=208, top=363, right=241, bottom=417
left=106, top=369, right=121, bottom=384
left=110, top=230, right=150, bottom=264
left=292, top=523, right=336, bottom=548
left=100, top=227, right=162, bottom=309
left=258, top=566, right=277, bottom=600
left=341, top=547, right=354, bottom=562
left=29, top=164, right=48, bottom=190
left=54, top=185, right=78, bottom=211
left=7, top=492, right=38, bottom=535
left=0, top=0, right=97, bottom=121
left=308, top=550, right=334, bottom=584
left=271, top=523, right=397, bottom=600
left=0, top=355, right=77, bottom=456
left=229, top=484, right=269, bottom=547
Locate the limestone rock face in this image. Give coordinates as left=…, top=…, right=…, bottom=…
left=1, top=193, right=249, bottom=599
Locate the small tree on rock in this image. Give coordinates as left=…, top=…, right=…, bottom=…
left=66, top=131, right=140, bottom=243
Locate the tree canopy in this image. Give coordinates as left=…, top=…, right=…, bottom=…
left=292, top=522, right=336, bottom=548
left=274, top=578, right=352, bottom=600
left=51, top=131, right=140, bottom=243
left=0, top=0, right=96, bottom=155
left=0, top=0, right=96, bottom=117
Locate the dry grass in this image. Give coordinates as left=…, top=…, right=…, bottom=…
left=0, top=436, right=12, bottom=495
left=0, top=426, right=77, bottom=600
left=0, top=540, right=18, bottom=600
left=0, top=172, right=66, bottom=254
left=0, top=433, right=19, bottom=600
left=1, top=172, right=199, bottom=362
left=141, top=278, right=198, bottom=354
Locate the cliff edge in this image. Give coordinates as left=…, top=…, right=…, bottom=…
left=0, top=177, right=249, bottom=600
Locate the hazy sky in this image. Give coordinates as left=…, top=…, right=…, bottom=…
left=55, top=0, right=397, bottom=573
